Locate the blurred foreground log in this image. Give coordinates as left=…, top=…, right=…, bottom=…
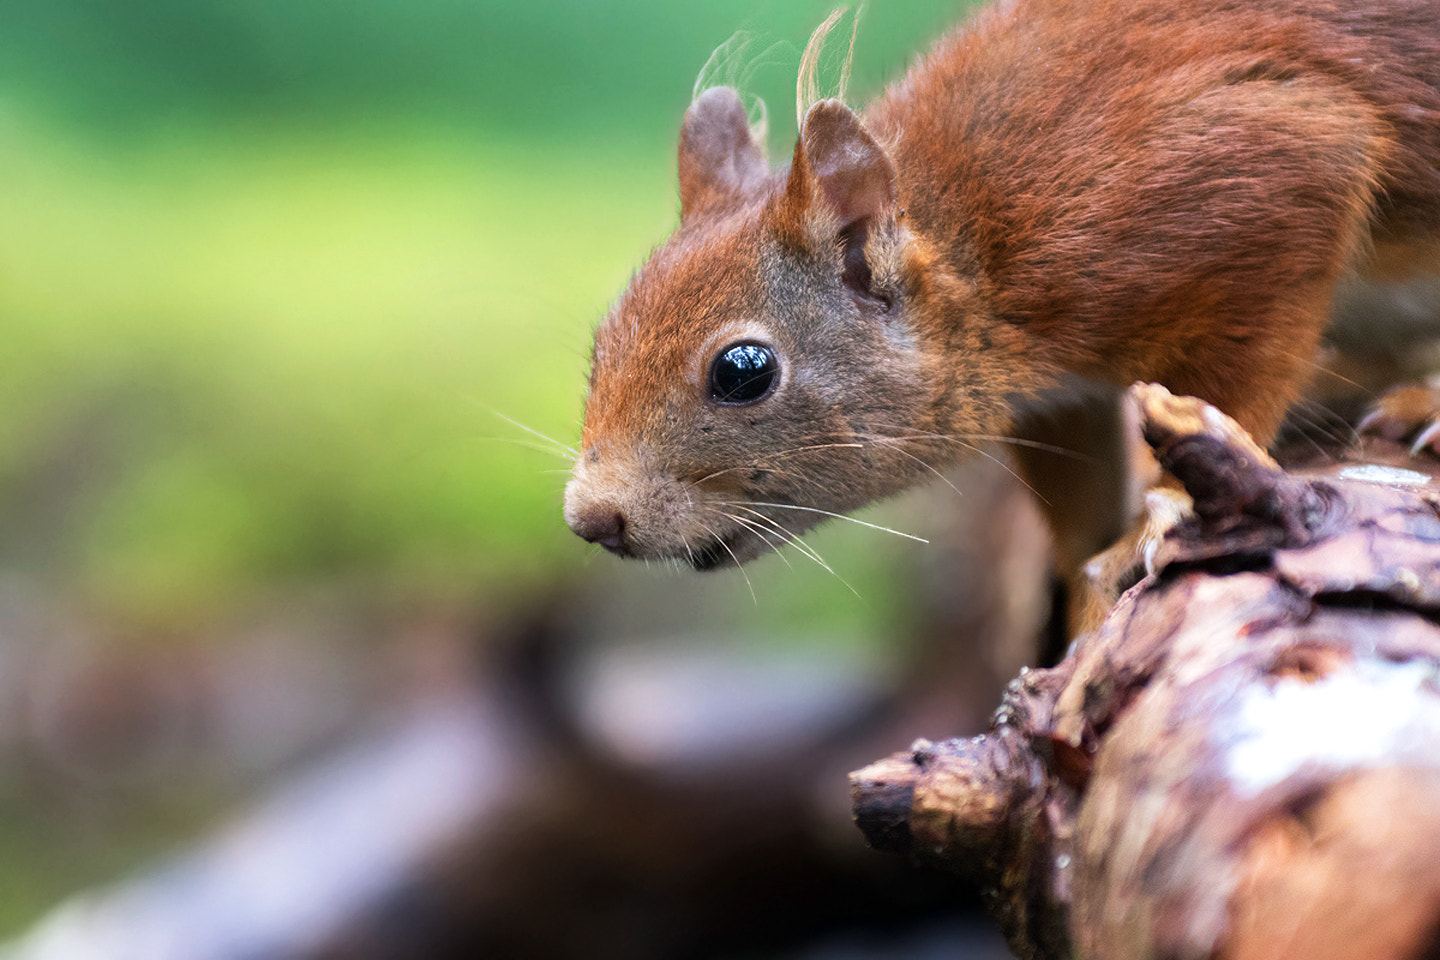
left=852, top=384, right=1440, bottom=960
left=3, top=454, right=1048, bottom=960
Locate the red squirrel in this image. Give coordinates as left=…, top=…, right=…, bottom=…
left=563, top=0, right=1440, bottom=592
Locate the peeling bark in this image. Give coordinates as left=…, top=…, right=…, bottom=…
left=851, top=384, right=1440, bottom=960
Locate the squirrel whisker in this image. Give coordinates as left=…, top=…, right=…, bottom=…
left=718, top=511, right=795, bottom=568
left=486, top=411, right=578, bottom=461
left=717, top=500, right=928, bottom=543
left=720, top=506, right=860, bottom=596
left=696, top=519, right=758, bottom=603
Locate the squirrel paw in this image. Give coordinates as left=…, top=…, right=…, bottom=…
left=1357, top=379, right=1440, bottom=458
left=1078, top=484, right=1195, bottom=630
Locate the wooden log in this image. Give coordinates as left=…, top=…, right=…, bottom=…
left=851, top=384, right=1440, bottom=960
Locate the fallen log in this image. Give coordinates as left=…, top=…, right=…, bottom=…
left=851, top=384, right=1440, bottom=960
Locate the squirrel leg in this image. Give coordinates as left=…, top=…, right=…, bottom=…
left=1011, top=386, right=1155, bottom=639
left=1358, top=377, right=1440, bottom=458
left=1074, top=81, right=1405, bottom=616
left=1315, top=249, right=1440, bottom=456
left=1079, top=476, right=1193, bottom=629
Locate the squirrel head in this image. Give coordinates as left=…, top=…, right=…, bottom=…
left=564, top=87, right=1020, bottom=569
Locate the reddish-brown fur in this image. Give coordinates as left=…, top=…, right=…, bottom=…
left=565, top=0, right=1440, bottom=577
left=874, top=0, right=1440, bottom=436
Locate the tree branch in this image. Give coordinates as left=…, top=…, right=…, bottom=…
left=851, top=384, right=1440, bottom=960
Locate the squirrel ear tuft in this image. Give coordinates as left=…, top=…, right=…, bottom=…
left=789, top=99, right=896, bottom=230
left=678, top=87, right=768, bottom=220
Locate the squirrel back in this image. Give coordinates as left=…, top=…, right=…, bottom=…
left=564, top=0, right=1440, bottom=571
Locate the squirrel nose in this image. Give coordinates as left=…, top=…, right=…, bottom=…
left=569, top=505, right=629, bottom=554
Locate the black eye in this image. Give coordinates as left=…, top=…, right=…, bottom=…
left=709, top=341, right=779, bottom=405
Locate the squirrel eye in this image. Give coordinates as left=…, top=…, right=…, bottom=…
left=709, top=341, right=779, bottom=405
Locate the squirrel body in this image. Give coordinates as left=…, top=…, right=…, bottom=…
left=565, top=0, right=1440, bottom=575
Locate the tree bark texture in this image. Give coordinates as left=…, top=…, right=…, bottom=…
left=851, top=384, right=1440, bottom=960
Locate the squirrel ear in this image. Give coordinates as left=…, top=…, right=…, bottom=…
left=787, top=99, right=897, bottom=231
left=678, top=87, right=768, bottom=220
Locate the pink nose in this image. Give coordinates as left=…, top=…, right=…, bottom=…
left=569, top=505, right=628, bottom=554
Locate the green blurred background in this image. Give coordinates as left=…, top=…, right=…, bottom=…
left=0, top=0, right=973, bottom=934
left=0, top=0, right=966, bottom=625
